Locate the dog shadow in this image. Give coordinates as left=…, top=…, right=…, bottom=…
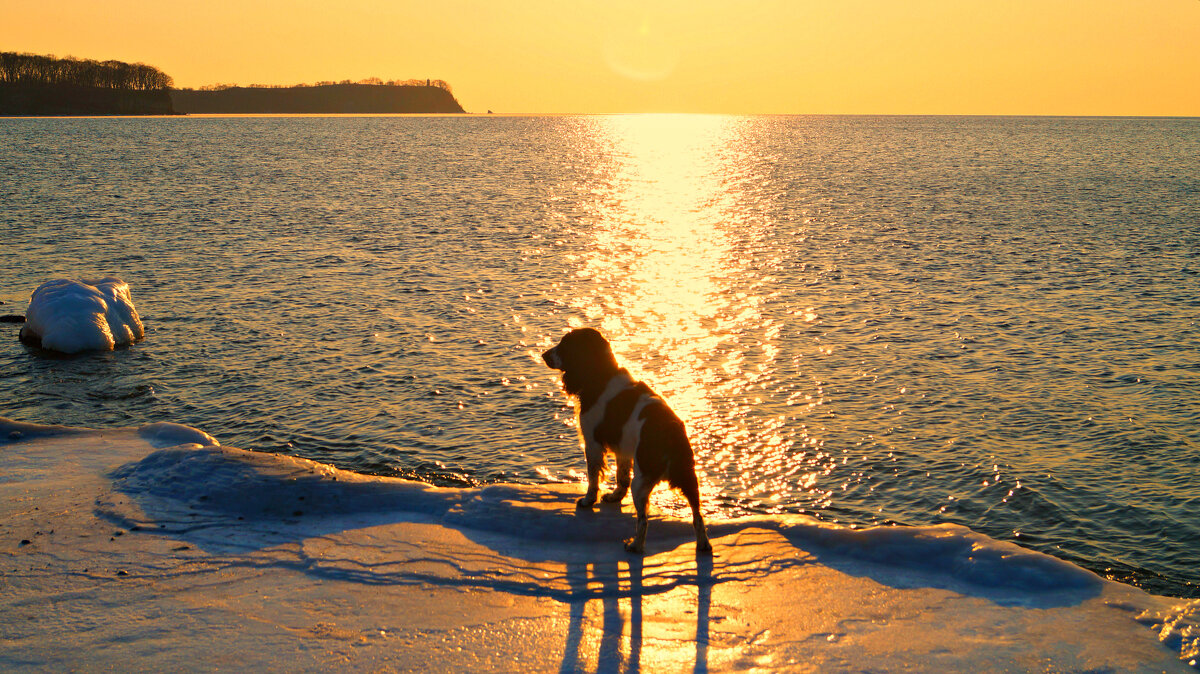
left=450, top=487, right=722, bottom=673
left=555, top=545, right=716, bottom=674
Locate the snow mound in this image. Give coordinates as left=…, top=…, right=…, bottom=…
left=778, top=518, right=1102, bottom=594
left=137, top=423, right=220, bottom=449
left=108, top=444, right=459, bottom=521
left=19, top=278, right=144, bottom=353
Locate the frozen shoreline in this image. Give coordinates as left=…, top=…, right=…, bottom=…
left=1, top=417, right=1195, bottom=671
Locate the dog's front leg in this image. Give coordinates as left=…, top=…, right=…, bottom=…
left=602, top=454, right=632, bottom=503
left=576, top=439, right=603, bottom=509
left=624, top=474, right=651, bottom=553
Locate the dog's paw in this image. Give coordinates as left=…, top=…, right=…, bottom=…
left=600, top=490, right=625, bottom=504
left=623, top=539, right=644, bottom=554
left=575, top=495, right=597, bottom=509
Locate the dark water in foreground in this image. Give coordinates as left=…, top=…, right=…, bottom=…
left=2, top=114, right=1198, bottom=598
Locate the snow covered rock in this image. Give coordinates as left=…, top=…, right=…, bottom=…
left=19, top=278, right=144, bottom=353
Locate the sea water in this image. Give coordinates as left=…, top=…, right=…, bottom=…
left=1, top=114, right=1198, bottom=599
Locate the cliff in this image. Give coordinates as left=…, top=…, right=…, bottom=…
left=171, top=83, right=465, bottom=114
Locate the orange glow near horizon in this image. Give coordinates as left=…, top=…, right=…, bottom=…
left=2, top=0, right=1197, bottom=116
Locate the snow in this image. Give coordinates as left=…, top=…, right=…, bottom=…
left=1, top=416, right=1196, bottom=671
left=18, top=277, right=144, bottom=353
left=136, top=422, right=220, bottom=449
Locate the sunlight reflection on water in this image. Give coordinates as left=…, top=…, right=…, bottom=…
left=559, top=115, right=826, bottom=517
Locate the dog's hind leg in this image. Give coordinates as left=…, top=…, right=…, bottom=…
left=672, top=462, right=712, bottom=554
left=602, top=454, right=632, bottom=503
left=682, top=483, right=712, bottom=554
left=624, top=474, right=652, bottom=554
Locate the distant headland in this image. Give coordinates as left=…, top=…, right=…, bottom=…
left=1, top=52, right=466, bottom=116
left=171, top=79, right=465, bottom=114
left=0, top=52, right=175, bottom=116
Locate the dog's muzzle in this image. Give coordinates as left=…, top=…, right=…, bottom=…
left=542, top=347, right=562, bottom=370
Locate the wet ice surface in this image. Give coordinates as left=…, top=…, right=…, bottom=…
left=1, top=418, right=1196, bottom=671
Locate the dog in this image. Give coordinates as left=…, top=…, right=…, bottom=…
left=542, top=327, right=712, bottom=554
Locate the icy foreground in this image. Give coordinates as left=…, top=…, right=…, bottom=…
left=18, top=277, right=144, bottom=353
left=1, top=418, right=1196, bottom=672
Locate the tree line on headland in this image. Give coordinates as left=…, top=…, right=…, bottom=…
left=184, top=77, right=452, bottom=93
left=1, top=51, right=465, bottom=115
left=0, top=52, right=173, bottom=91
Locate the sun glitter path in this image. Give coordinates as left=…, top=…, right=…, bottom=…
left=0, top=418, right=1194, bottom=672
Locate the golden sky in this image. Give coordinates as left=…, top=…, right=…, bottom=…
left=3, top=0, right=1197, bottom=115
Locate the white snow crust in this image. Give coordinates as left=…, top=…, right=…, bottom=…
left=19, top=277, right=144, bottom=353
left=1, top=416, right=1196, bottom=672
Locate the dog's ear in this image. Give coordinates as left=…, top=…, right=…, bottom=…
left=560, top=328, right=618, bottom=394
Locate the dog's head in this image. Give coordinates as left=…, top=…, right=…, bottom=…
left=542, top=328, right=619, bottom=395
